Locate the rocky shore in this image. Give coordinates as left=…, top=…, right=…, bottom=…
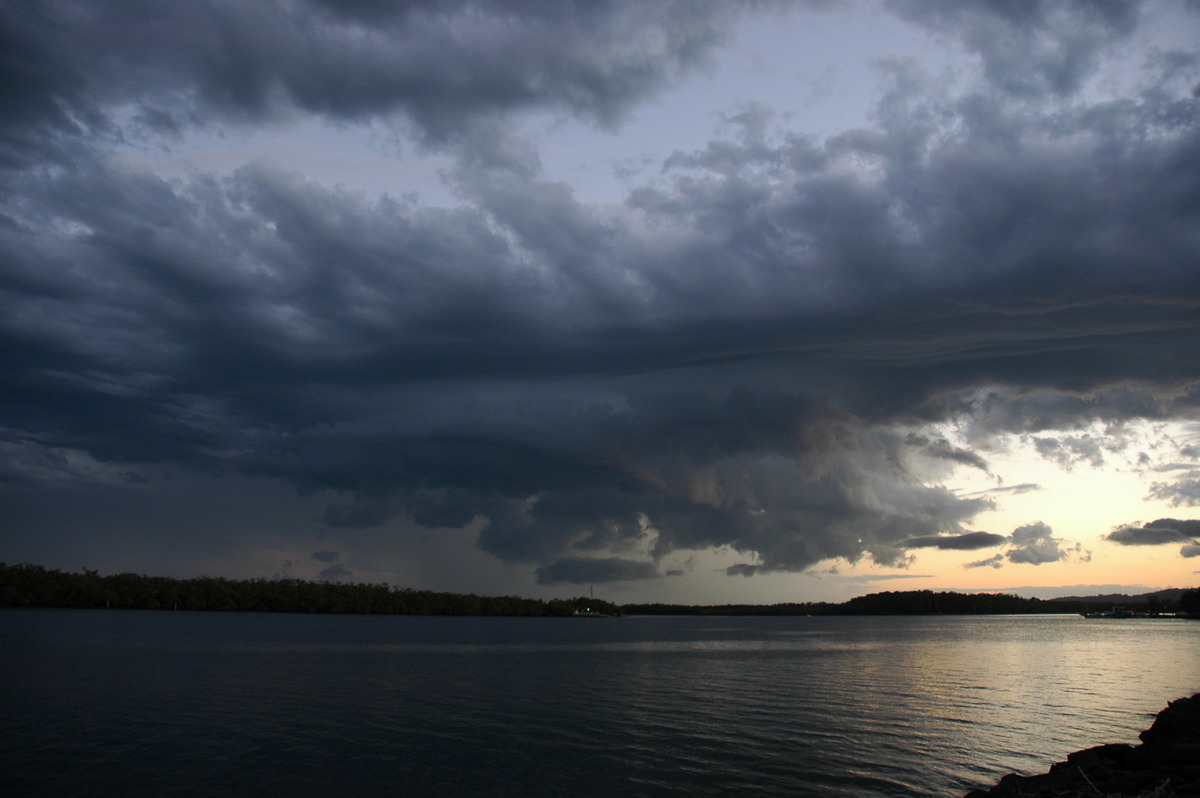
left=964, top=693, right=1200, bottom=797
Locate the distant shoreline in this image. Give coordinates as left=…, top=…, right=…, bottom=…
left=4, top=561, right=1197, bottom=618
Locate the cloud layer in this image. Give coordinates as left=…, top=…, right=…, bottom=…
left=1105, top=518, right=1200, bottom=559
left=2, top=1, right=1198, bottom=586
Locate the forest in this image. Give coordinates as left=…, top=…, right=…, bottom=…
left=623, top=591, right=1069, bottom=616
left=2, top=562, right=1196, bottom=618
left=0, top=562, right=605, bottom=616
left=624, top=588, right=1200, bottom=617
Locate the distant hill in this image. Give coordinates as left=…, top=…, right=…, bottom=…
left=1047, top=588, right=1187, bottom=605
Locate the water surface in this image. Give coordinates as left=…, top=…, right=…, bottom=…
left=3, top=611, right=1197, bottom=796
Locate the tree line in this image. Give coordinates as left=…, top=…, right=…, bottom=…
left=2, top=562, right=1196, bottom=617
left=0, top=562, right=603, bottom=617
left=622, top=588, right=1200, bottom=617
left=621, top=591, right=1051, bottom=616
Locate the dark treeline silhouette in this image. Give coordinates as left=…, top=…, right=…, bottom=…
left=0, top=562, right=594, bottom=616
left=1183, top=588, right=1200, bottom=616
left=3, top=562, right=1196, bottom=618
left=624, top=588, right=1200, bottom=617
left=621, top=591, right=1045, bottom=616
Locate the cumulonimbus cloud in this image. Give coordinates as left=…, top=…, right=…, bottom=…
left=534, top=556, right=661, bottom=585
left=1, top=1, right=1197, bottom=584
left=0, top=0, right=756, bottom=170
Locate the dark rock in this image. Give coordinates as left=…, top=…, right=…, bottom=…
left=964, top=693, right=1200, bottom=797
left=1066, top=742, right=1135, bottom=765
left=1140, top=695, right=1200, bottom=746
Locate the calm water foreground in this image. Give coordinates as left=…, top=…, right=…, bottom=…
left=2, top=611, right=1198, bottom=797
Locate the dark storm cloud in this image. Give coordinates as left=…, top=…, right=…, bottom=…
left=325, top=499, right=401, bottom=530
left=887, top=0, right=1142, bottom=97
left=318, top=562, right=352, bottom=581
left=312, top=547, right=348, bottom=579
left=534, top=556, right=660, bottom=585
left=618, top=49, right=1200, bottom=422
left=1142, top=518, right=1200, bottom=539
left=905, top=433, right=991, bottom=472
left=902, top=531, right=1008, bottom=551
left=948, top=389, right=1198, bottom=442
left=1, top=1, right=1199, bottom=583
left=1104, top=519, right=1200, bottom=546
left=0, top=0, right=756, bottom=168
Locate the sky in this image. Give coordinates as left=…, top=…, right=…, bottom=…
left=2, top=0, right=1199, bottom=604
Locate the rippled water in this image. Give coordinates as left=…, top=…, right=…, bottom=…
left=3, top=611, right=1198, bottom=796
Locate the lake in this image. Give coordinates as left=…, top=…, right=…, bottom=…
left=2, top=610, right=1198, bottom=796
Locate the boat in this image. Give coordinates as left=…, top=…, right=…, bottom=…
left=1081, top=606, right=1134, bottom=618
left=1080, top=606, right=1184, bottom=618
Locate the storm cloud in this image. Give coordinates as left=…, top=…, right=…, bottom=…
left=902, top=532, right=1008, bottom=551
left=0, top=0, right=763, bottom=168
left=534, top=557, right=661, bottom=586
left=1, top=1, right=1198, bottom=590
left=1105, top=519, right=1200, bottom=546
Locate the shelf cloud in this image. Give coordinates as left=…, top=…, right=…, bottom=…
left=2, top=1, right=1198, bottom=591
